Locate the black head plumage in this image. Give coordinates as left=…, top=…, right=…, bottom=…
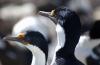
left=54, top=7, right=83, bottom=65
left=55, top=7, right=81, bottom=55
left=24, top=31, right=50, bottom=60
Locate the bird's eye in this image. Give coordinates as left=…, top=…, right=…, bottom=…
left=24, top=31, right=35, bottom=43
left=24, top=35, right=32, bottom=43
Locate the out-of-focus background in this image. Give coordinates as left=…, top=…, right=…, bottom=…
left=0, top=0, right=100, bottom=65
left=0, top=0, right=100, bottom=35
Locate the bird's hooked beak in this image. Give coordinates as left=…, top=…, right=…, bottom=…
left=3, top=33, right=29, bottom=45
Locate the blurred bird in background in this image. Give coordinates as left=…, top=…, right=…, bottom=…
left=75, top=20, right=100, bottom=65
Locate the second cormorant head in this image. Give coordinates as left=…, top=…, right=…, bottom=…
left=52, top=7, right=83, bottom=65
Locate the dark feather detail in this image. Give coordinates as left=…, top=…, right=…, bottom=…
left=54, top=7, right=83, bottom=65
left=25, top=31, right=50, bottom=60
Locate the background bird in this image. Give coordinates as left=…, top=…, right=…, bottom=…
left=75, top=20, right=100, bottom=65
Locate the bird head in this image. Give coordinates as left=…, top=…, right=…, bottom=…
left=4, top=31, right=49, bottom=65
left=3, top=15, right=57, bottom=65
left=3, top=31, right=32, bottom=45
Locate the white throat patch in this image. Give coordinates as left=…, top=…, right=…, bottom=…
left=24, top=44, right=46, bottom=65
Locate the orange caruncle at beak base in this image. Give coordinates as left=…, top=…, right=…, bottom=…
left=17, top=32, right=25, bottom=40
left=17, top=33, right=32, bottom=45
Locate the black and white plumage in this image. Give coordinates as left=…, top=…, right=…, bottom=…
left=3, top=6, right=84, bottom=65
left=75, top=20, right=100, bottom=65
left=52, top=7, right=84, bottom=65
left=4, top=12, right=58, bottom=65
